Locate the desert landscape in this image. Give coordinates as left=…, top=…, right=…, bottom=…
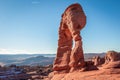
left=0, top=51, right=120, bottom=80
left=47, top=51, right=120, bottom=80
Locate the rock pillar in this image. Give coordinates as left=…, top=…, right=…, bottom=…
left=53, top=3, right=86, bottom=72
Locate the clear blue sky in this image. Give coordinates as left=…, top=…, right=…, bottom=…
left=0, top=0, right=120, bottom=54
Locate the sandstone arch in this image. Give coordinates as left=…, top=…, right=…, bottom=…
left=53, top=3, right=86, bottom=72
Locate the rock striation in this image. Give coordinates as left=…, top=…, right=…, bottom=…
left=53, top=3, right=86, bottom=72
left=102, top=51, right=120, bottom=69
left=105, top=51, right=120, bottom=64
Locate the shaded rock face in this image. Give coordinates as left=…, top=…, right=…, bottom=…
left=84, top=61, right=98, bottom=71
left=53, top=3, right=86, bottom=72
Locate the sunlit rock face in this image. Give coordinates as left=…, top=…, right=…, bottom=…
left=105, top=51, right=120, bottom=64
left=102, top=51, right=120, bottom=69
left=53, top=3, right=86, bottom=72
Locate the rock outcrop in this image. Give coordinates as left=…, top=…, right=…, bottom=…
left=105, top=51, right=120, bottom=64
left=92, top=56, right=105, bottom=66
left=102, top=51, right=120, bottom=69
left=53, top=3, right=86, bottom=72
left=48, top=51, right=120, bottom=80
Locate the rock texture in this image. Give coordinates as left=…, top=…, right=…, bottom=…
left=53, top=3, right=86, bottom=72
left=92, top=56, right=105, bottom=66
left=48, top=2, right=120, bottom=80
left=105, top=51, right=120, bottom=64
left=50, top=68, right=120, bottom=80
left=102, top=51, right=120, bottom=69
left=48, top=51, right=120, bottom=80
left=84, top=61, right=98, bottom=71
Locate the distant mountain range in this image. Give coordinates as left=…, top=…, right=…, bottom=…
left=0, top=53, right=105, bottom=66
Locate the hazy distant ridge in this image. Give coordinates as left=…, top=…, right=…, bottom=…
left=0, top=53, right=105, bottom=66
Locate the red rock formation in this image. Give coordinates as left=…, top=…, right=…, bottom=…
left=53, top=3, right=86, bottom=72
left=92, top=56, right=105, bottom=66
left=84, top=61, right=98, bottom=71
left=46, top=51, right=120, bottom=80
left=102, top=51, right=120, bottom=69
left=49, top=68, right=120, bottom=80
left=105, top=51, right=120, bottom=64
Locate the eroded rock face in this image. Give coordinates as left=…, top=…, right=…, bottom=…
left=105, top=51, right=120, bottom=64
left=92, top=56, right=105, bottom=66
left=53, top=3, right=86, bottom=72
left=101, top=51, right=120, bottom=69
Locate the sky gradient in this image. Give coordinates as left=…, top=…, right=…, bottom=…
left=0, top=0, right=120, bottom=54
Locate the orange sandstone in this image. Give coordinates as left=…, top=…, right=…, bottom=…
left=53, top=3, right=86, bottom=72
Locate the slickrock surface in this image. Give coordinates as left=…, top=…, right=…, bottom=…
left=47, top=51, right=120, bottom=80
left=50, top=69, right=120, bottom=80
left=53, top=3, right=86, bottom=72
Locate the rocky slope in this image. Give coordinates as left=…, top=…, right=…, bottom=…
left=45, top=51, right=120, bottom=80
left=49, top=68, right=120, bottom=80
